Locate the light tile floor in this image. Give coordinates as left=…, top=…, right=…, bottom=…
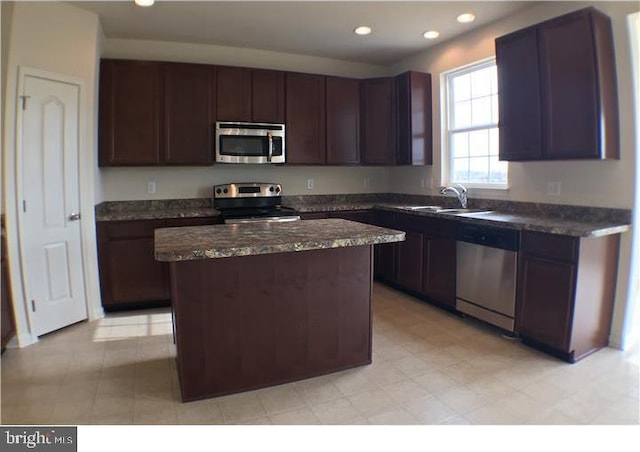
left=1, top=283, right=638, bottom=425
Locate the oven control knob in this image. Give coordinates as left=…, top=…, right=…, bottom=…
left=275, top=186, right=281, bottom=193
left=223, top=188, right=228, bottom=194
left=269, top=186, right=274, bottom=192
left=216, top=188, right=222, bottom=195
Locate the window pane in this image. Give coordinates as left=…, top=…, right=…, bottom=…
left=452, top=158, right=469, bottom=182
left=453, top=73, right=471, bottom=102
left=471, top=96, right=492, bottom=126
left=491, top=94, right=499, bottom=123
left=489, top=159, right=508, bottom=183
left=489, top=127, right=499, bottom=156
left=445, top=59, right=507, bottom=188
left=453, top=100, right=471, bottom=128
left=490, top=65, right=498, bottom=94
left=452, top=132, right=469, bottom=158
left=469, top=157, right=489, bottom=183
left=469, top=130, right=489, bottom=157
left=471, top=67, right=492, bottom=98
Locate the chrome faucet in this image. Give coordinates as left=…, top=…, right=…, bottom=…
left=439, top=184, right=468, bottom=208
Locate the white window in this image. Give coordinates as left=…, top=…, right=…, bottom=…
left=444, top=59, right=507, bottom=187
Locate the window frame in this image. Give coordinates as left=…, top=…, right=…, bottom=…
left=441, top=57, right=509, bottom=190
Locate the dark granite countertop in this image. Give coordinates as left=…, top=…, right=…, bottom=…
left=98, top=194, right=631, bottom=238
left=373, top=205, right=630, bottom=238
left=95, top=199, right=220, bottom=221
left=155, top=218, right=405, bottom=261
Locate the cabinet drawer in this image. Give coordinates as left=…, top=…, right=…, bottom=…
left=521, top=231, right=577, bottom=262
left=396, top=213, right=457, bottom=238
left=101, top=220, right=162, bottom=239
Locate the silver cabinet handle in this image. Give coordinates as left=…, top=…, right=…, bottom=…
left=68, top=213, right=81, bottom=221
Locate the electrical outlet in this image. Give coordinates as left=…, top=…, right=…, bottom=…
left=147, top=181, right=156, bottom=194
left=547, top=181, right=561, bottom=196
left=420, top=177, right=427, bottom=189
left=363, top=177, right=370, bottom=188
left=307, top=178, right=314, bottom=190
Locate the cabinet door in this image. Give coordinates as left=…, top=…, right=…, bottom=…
left=97, top=221, right=170, bottom=307
left=539, top=10, right=599, bottom=159
left=164, top=63, right=214, bottom=165
left=286, top=73, right=326, bottom=164
left=372, top=211, right=396, bottom=283
left=422, top=236, right=456, bottom=307
left=326, top=76, right=360, bottom=165
left=216, top=66, right=252, bottom=122
left=252, top=69, right=285, bottom=123
left=361, top=78, right=395, bottom=165
left=395, top=230, right=423, bottom=292
left=517, top=255, right=575, bottom=351
left=496, top=26, right=543, bottom=161
left=99, top=59, right=162, bottom=166
left=395, top=71, right=432, bottom=165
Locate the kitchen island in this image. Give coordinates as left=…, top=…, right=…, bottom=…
left=155, top=219, right=405, bottom=402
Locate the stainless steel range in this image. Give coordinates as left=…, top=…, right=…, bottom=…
left=213, top=182, right=300, bottom=224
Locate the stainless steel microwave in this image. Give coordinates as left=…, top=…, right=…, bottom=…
left=215, top=122, right=285, bottom=164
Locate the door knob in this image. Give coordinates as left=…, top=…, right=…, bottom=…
left=68, top=213, right=81, bottom=221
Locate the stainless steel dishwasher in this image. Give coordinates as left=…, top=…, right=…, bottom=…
left=456, top=224, right=519, bottom=332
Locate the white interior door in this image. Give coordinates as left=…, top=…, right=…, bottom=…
left=20, top=74, right=87, bottom=336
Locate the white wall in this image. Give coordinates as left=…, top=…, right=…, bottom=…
left=2, top=1, right=103, bottom=346
left=387, top=1, right=639, bottom=349
left=102, top=166, right=389, bottom=201
left=99, top=38, right=390, bottom=200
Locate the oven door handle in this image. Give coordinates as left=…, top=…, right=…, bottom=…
left=267, top=132, right=273, bottom=162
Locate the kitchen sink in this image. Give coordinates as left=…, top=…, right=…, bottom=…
left=405, top=205, right=442, bottom=212
left=435, top=208, right=493, bottom=215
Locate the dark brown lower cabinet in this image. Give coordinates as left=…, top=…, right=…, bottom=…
left=97, top=217, right=220, bottom=310
left=396, top=230, right=423, bottom=293
left=516, top=231, right=619, bottom=362
left=393, top=213, right=457, bottom=308
left=422, top=235, right=456, bottom=308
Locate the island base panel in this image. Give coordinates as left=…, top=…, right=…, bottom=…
left=171, top=245, right=373, bottom=402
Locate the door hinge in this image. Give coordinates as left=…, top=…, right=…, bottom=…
left=31, top=299, right=36, bottom=312
left=23, top=200, right=27, bottom=212
left=19, top=95, right=30, bottom=110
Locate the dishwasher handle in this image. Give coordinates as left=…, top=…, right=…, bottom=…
left=457, top=224, right=520, bottom=251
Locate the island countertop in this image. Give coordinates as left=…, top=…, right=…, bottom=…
left=155, top=218, right=405, bottom=261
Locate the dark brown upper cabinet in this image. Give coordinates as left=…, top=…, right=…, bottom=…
left=496, top=7, right=619, bottom=161
left=99, top=59, right=215, bottom=166
left=361, top=77, right=396, bottom=165
left=99, top=59, right=163, bottom=166
left=216, top=66, right=252, bottom=122
left=395, top=71, right=433, bottom=166
left=285, top=72, right=326, bottom=165
left=326, top=76, right=361, bottom=165
left=164, top=63, right=215, bottom=165
left=216, top=66, right=285, bottom=123
left=252, top=69, right=285, bottom=123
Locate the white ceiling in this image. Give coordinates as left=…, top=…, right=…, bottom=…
left=70, top=1, right=535, bottom=66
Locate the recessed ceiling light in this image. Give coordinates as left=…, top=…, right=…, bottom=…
left=423, top=30, right=440, bottom=40
left=457, top=13, right=476, bottom=23
left=354, top=26, right=372, bottom=36
left=134, top=0, right=155, bottom=7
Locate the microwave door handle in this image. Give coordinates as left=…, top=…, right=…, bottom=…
left=267, top=132, right=273, bottom=162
